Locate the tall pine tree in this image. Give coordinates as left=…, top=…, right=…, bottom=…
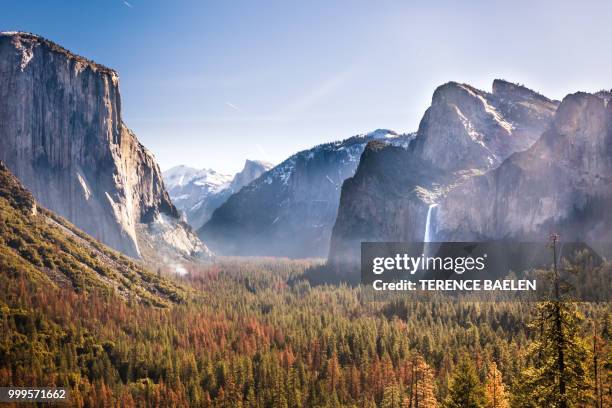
left=518, top=234, right=590, bottom=407
left=444, top=355, right=485, bottom=408
left=407, top=353, right=438, bottom=408
left=381, top=383, right=403, bottom=408
left=484, top=362, right=509, bottom=408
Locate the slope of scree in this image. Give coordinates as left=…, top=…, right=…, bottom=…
left=0, top=161, right=186, bottom=307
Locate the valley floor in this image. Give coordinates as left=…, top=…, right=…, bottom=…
left=0, top=257, right=610, bottom=407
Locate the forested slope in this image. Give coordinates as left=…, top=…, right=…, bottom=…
left=0, top=161, right=185, bottom=306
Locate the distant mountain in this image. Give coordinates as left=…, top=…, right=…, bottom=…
left=229, top=159, right=274, bottom=192
left=164, top=166, right=233, bottom=228
left=329, top=80, right=560, bottom=266
left=164, top=160, right=273, bottom=230
left=0, top=161, right=185, bottom=306
left=200, top=130, right=415, bottom=257
left=0, top=32, right=210, bottom=261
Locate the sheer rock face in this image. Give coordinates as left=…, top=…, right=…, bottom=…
left=412, top=80, right=558, bottom=172
left=329, top=80, right=559, bottom=265
left=200, top=130, right=414, bottom=257
left=438, top=92, right=612, bottom=252
left=0, top=32, right=207, bottom=259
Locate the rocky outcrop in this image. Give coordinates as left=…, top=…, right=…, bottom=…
left=164, top=160, right=272, bottom=231
left=0, top=32, right=209, bottom=259
left=438, top=91, right=612, bottom=254
left=200, top=130, right=414, bottom=257
left=329, top=80, right=559, bottom=265
left=229, top=159, right=273, bottom=192
left=411, top=80, right=558, bottom=171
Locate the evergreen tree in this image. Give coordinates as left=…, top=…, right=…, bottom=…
left=590, top=319, right=611, bottom=408
left=381, top=383, right=403, bottom=408
left=519, top=234, right=590, bottom=407
left=444, top=355, right=485, bottom=408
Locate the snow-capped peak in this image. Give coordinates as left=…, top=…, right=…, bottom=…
left=163, top=160, right=272, bottom=231
left=366, top=129, right=399, bottom=139
left=249, top=129, right=414, bottom=191
left=163, top=165, right=200, bottom=187
left=163, top=166, right=232, bottom=192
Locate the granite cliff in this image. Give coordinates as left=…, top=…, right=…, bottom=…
left=438, top=91, right=612, bottom=254
left=0, top=32, right=209, bottom=260
left=329, top=80, right=560, bottom=265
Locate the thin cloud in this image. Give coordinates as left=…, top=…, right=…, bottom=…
left=282, top=70, right=353, bottom=119
left=123, top=1, right=133, bottom=8
left=225, top=102, right=242, bottom=112
left=255, top=144, right=272, bottom=162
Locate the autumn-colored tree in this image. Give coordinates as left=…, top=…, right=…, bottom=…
left=326, top=353, right=342, bottom=393
left=407, top=353, right=438, bottom=408
left=484, top=362, right=509, bottom=408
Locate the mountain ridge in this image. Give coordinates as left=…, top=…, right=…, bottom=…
left=329, top=79, right=560, bottom=265
left=200, top=129, right=415, bottom=257
left=437, top=90, right=612, bottom=253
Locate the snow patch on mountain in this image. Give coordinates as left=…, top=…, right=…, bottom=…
left=164, top=166, right=232, bottom=193
left=200, top=129, right=416, bottom=257
left=245, top=129, right=412, bottom=195
left=164, top=160, right=272, bottom=230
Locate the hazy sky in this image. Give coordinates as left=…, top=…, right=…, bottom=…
left=2, top=1, right=611, bottom=173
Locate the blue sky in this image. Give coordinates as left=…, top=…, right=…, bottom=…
left=2, top=1, right=611, bottom=173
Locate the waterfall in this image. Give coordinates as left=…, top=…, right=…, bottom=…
left=423, top=203, right=438, bottom=243
left=416, top=203, right=439, bottom=275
